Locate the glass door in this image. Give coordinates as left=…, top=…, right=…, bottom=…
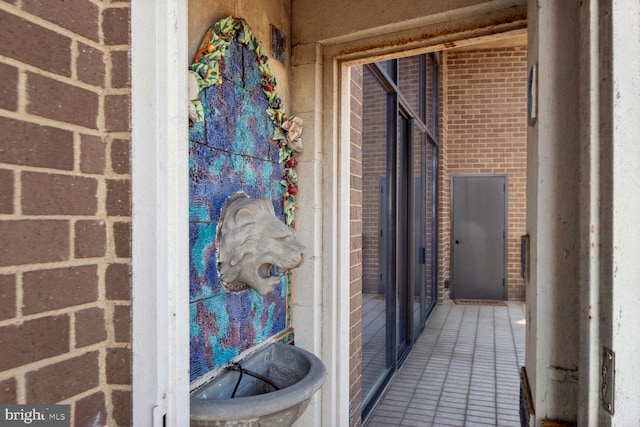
left=412, top=128, right=426, bottom=339
left=396, top=112, right=411, bottom=359
left=359, top=53, right=440, bottom=420
left=361, top=65, right=393, bottom=409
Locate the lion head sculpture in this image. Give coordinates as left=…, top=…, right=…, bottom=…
left=216, top=193, right=306, bottom=295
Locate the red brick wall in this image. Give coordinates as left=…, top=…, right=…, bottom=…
left=440, top=47, right=527, bottom=300
left=399, top=55, right=420, bottom=114
left=349, top=64, right=364, bottom=427
left=0, top=2, right=131, bottom=425
left=361, top=69, right=388, bottom=295
left=438, top=53, right=451, bottom=300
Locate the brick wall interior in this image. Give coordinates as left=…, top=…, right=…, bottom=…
left=349, top=64, right=364, bottom=427
left=438, top=54, right=451, bottom=300
left=361, top=68, right=387, bottom=296
left=0, top=2, right=132, bottom=425
left=401, top=55, right=438, bottom=308
left=440, top=47, right=528, bottom=300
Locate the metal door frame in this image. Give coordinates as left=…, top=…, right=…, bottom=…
left=450, top=173, right=508, bottom=300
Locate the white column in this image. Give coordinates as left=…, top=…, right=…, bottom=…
left=526, top=0, right=582, bottom=423
left=577, top=0, right=602, bottom=424
left=131, top=1, right=190, bottom=425
left=608, top=0, right=640, bottom=423
left=290, top=42, right=351, bottom=426
left=290, top=42, right=329, bottom=427
left=529, top=0, right=640, bottom=425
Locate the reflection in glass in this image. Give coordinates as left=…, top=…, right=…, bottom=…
left=375, top=59, right=397, bottom=82
left=413, top=129, right=425, bottom=339
left=358, top=53, right=440, bottom=417
left=399, top=55, right=422, bottom=118
left=397, top=114, right=409, bottom=357
left=361, top=66, right=391, bottom=405
left=425, top=144, right=437, bottom=314
left=426, top=54, right=438, bottom=135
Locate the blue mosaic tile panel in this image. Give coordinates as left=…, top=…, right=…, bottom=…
left=189, top=143, right=286, bottom=304
left=201, top=49, right=275, bottom=161
left=189, top=277, right=288, bottom=380
left=189, top=119, right=206, bottom=144
left=219, top=39, right=244, bottom=87
left=242, top=46, right=266, bottom=93
left=201, top=80, right=274, bottom=161
left=189, top=32, right=290, bottom=382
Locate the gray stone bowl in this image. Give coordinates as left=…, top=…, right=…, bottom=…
left=190, top=342, right=326, bottom=426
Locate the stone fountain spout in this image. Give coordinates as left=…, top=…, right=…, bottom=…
left=217, top=193, right=305, bottom=295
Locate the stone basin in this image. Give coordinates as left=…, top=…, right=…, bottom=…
left=190, top=342, right=326, bottom=426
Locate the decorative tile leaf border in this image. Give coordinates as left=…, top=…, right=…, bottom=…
left=188, top=16, right=301, bottom=226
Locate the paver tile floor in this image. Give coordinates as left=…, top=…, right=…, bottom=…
left=367, top=300, right=525, bottom=427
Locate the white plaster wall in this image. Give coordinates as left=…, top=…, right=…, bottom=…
left=577, top=0, right=603, bottom=424
left=608, top=0, right=640, bottom=423
left=290, top=42, right=325, bottom=427
left=526, top=0, right=581, bottom=423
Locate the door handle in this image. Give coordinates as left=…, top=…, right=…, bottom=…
left=455, top=240, right=460, bottom=245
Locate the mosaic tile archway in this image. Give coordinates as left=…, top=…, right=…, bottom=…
left=188, top=17, right=299, bottom=382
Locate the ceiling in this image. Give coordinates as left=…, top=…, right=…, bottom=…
left=447, top=33, right=527, bottom=51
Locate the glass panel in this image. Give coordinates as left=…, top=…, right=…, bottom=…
left=413, top=129, right=431, bottom=339
left=375, top=59, right=397, bottom=83
left=425, top=54, right=438, bottom=136
left=398, top=55, right=422, bottom=118
left=361, top=66, right=391, bottom=406
left=411, top=129, right=424, bottom=339
left=397, top=114, right=410, bottom=357
left=359, top=53, right=440, bottom=417
left=425, top=144, right=437, bottom=313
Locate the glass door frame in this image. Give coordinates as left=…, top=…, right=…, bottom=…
left=360, top=53, right=440, bottom=420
